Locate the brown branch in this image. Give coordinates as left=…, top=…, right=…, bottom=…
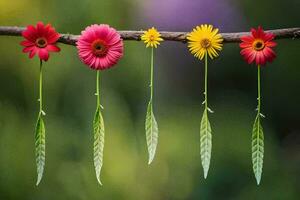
left=0, top=26, right=299, bottom=46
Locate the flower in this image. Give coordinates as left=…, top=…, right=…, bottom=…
left=187, top=24, right=223, bottom=60
left=141, top=27, right=163, bottom=48
left=20, top=22, right=60, bottom=61
left=240, top=26, right=276, bottom=66
left=76, top=24, right=124, bottom=70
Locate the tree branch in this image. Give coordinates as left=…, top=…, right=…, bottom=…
left=0, top=26, right=299, bottom=46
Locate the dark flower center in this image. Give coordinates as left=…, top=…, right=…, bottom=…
left=201, top=38, right=211, bottom=49
left=253, top=40, right=265, bottom=51
left=91, top=39, right=108, bottom=57
left=36, top=38, right=47, bottom=48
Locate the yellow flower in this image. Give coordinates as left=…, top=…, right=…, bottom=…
left=141, top=27, right=163, bottom=48
left=187, top=24, right=223, bottom=60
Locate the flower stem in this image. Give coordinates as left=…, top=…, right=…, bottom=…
left=150, top=47, right=154, bottom=101
left=257, top=65, right=261, bottom=114
left=39, top=60, right=43, bottom=115
left=204, top=52, right=208, bottom=111
left=96, top=70, right=100, bottom=107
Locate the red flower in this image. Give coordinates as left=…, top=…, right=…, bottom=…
left=240, top=26, right=276, bottom=66
left=21, top=22, right=60, bottom=61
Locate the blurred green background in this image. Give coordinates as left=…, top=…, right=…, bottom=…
left=0, top=0, right=299, bottom=199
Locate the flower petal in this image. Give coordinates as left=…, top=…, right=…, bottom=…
left=46, top=44, right=60, bottom=52
left=22, top=25, right=38, bottom=42
left=266, top=41, right=277, bottom=48
left=36, top=22, right=46, bottom=37
left=29, top=47, right=38, bottom=59
left=22, top=46, right=35, bottom=53
left=47, top=32, right=60, bottom=44
left=240, top=35, right=254, bottom=43
left=20, top=40, right=35, bottom=47
left=38, top=48, right=49, bottom=61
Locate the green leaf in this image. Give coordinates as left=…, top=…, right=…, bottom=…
left=252, top=114, right=264, bottom=185
left=200, top=109, right=212, bottom=179
left=35, top=114, right=45, bottom=186
left=145, top=101, right=158, bottom=164
left=93, top=105, right=105, bottom=185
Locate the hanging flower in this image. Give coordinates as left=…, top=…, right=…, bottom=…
left=187, top=24, right=223, bottom=60
left=76, top=24, right=124, bottom=70
left=187, top=24, right=223, bottom=179
left=20, top=22, right=60, bottom=61
left=20, top=22, right=61, bottom=186
left=240, top=26, right=276, bottom=65
left=239, top=26, right=277, bottom=185
left=76, top=24, right=123, bottom=185
left=140, top=27, right=162, bottom=164
left=141, top=27, right=163, bottom=48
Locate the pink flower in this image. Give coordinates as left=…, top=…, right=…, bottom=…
left=76, top=24, right=124, bottom=70
left=20, top=22, right=60, bottom=61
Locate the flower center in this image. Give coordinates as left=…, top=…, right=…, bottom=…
left=200, top=38, right=211, bottom=49
left=36, top=38, right=47, bottom=48
left=91, top=39, right=108, bottom=57
left=253, top=40, right=265, bottom=51
left=149, top=35, right=155, bottom=41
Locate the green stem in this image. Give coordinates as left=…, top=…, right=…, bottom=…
left=39, top=60, right=43, bottom=115
left=204, top=52, right=208, bottom=111
left=96, top=70, right=100, bottom=107
left=257, top=65, right=261, bottom=114
left=150, top=47, right=154, bottom=102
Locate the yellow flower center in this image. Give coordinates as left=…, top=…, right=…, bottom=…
left=200, top=38, right=211, bottom=49
left=253, top=40, right=265, bottom=51
left=36, top=37, right=47, bottom=48
left=91, top=39, right=108, bottom=57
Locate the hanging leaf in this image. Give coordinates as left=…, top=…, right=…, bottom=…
left=200, top=109, right=212, bottom=179
left=93, top=105, right=105, bottom=185
left=145, top=101, right=158, bottom=164
left=35, top=114, right=45, bottom=186
left=252, top=114, right=264, bottom=185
